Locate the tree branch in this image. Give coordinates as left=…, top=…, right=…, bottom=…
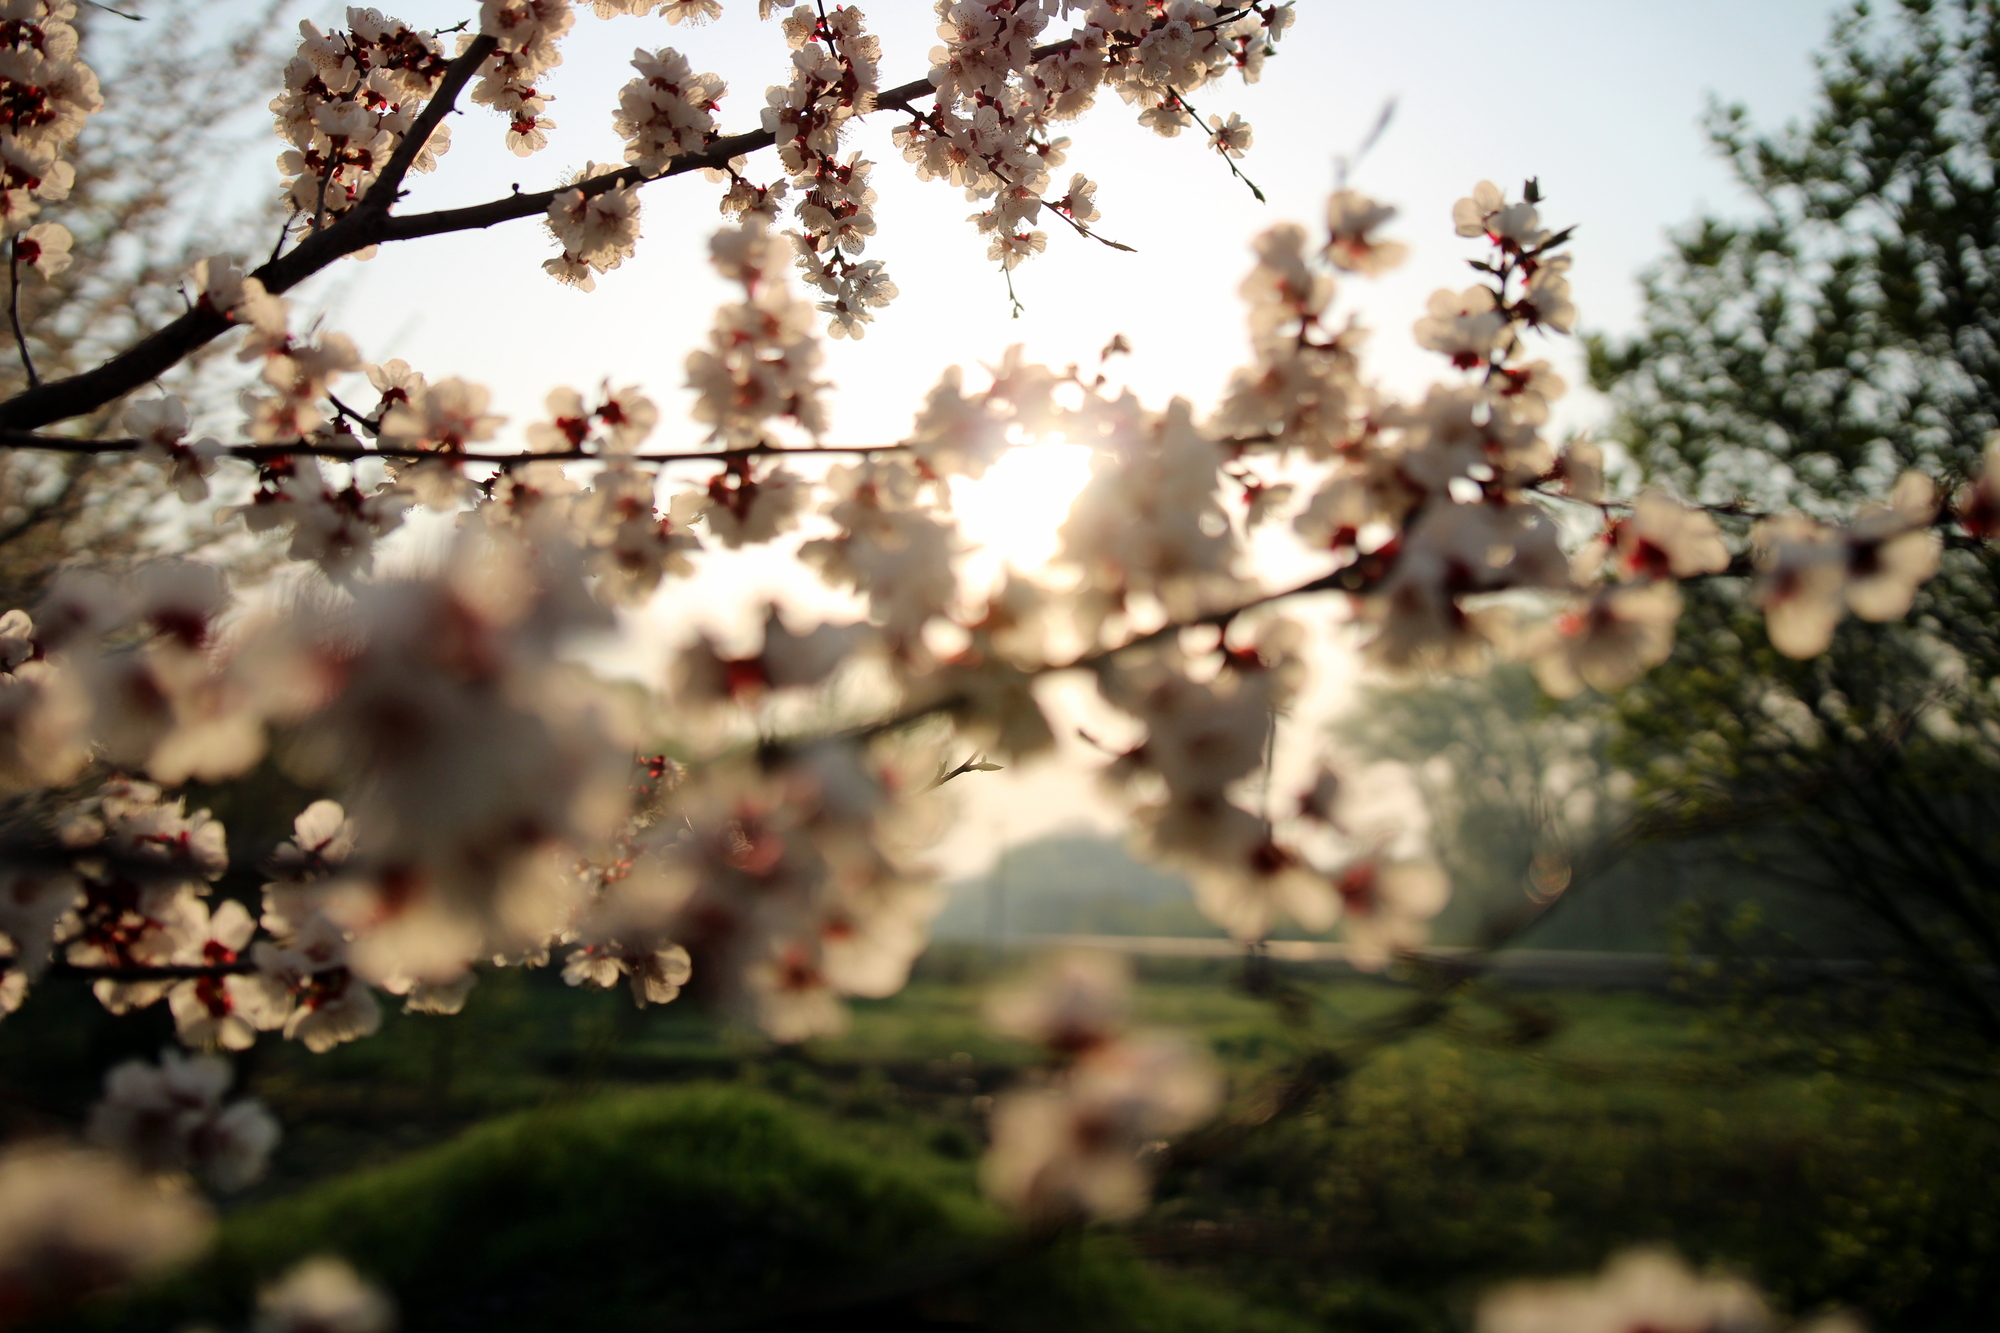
left=363, top=34, right=499, bottom=213
left=0, top=428, right=910, bottom=466
left=817, top=561, right=1359, bottom=752
left=0, top=35, right=496, bottom=434
left=0, top=36, right=1088, bottom=434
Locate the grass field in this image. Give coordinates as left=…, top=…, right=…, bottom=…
left=6, top=950, right=1995, bottom=1332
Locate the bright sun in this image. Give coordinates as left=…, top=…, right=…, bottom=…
left=948, top=441, right=1095, bottom=573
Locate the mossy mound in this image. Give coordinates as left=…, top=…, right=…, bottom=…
left=61, top=1085, right=1304, bottom=1333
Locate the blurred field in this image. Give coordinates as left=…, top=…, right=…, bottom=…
left=6, top=950, right=1995, bottom=1331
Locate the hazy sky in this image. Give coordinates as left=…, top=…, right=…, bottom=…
left=162, top=1, right=1853, bottom=874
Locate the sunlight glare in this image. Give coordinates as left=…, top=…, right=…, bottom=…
left=948, top=441, right=1095, bottom=572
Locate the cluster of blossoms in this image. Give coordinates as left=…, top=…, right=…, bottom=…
left=686, top=219, right=829, bottom=454
left=0, top=533, right=639, bottom=1049
left=1211, top=175, right=1950, bottom=700
left=542, top=165, right=644, bottom=289
left=898, top=1, right=1291, bottom=283
left=0, top=0, right=99, bottom=282
left=471, top=0, right=573, bottom=155
left=617, top=43, right=724, bottom=172
left=278, top=2, right=1294, bottom=337
left=1072, top=624, right=1444, bottom=962
left=1751, top=471, right=1941, bottom=660
left=221, top=260, right=369, bottom=451
left=272, top=9, right=454, bottom=230
left=562, top=726, right=951, bottom=1041
left=762, top=5, right=897, bottom=336
left=981, top=949, right=1220, bottom=1221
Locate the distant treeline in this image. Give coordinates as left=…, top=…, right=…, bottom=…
left=935, top=831, right=1891, bottom=957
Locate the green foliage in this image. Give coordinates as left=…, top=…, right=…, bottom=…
left=1153, top=1009, right=2000, bottom=1332
left=24, top=964, right=1999, bottom=1333
left=1594, top=1, right=2000, bottom=505
left=58, top=1084, right=1310, bottom=1333
left=1586, top=0, right=2000, bottom=1076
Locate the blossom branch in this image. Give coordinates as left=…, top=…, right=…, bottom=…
left=361, top=34, right=499, bottom=213
left=1173, top=89, right=1265, bottom=202
left=0, top=40, right=1060, bottom=433
left=819, top=563, right=1360, bottom=753
left=0, top=428, right=910, bottom=467
left=0, top=7, right=1277, bottom=432
left=0, top=950, right=259, bottom=982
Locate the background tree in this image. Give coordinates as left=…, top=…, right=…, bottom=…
left=0, top=0, right=286, bottom=607
left=1588, top=0, right=2000, bottom=1090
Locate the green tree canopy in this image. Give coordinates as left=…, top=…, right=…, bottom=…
left=1591, top=0, right=2000, bottom=1070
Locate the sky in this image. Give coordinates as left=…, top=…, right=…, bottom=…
left=145, top=0, right=1854, bottom=875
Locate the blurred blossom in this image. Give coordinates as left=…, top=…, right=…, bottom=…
left=984, top=948, right=1132, bottom=1055
left=87, top=1048, right=280, bottom=1192
left=980, top=949, right=1220, bottom=1222
left=1477, top=1250, right=1794, bottom=1333
left=0, top=1144, right=211, bottom=1324
left=255, top=1256, right=395, bottom=1333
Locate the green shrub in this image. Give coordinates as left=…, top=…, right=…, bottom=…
left=62, top=1084, right=1308, bottom=1333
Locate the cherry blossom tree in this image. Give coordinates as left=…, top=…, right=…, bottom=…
left=0, top=0, right=1971, bottom=1322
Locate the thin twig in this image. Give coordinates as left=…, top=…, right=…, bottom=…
left=918, top=754, right=1000, bottom=794
left=1173, top=89, right=1266, bottom=203
left=268, top=207, right=300, bottom=265
left=983, top=156, right=1136, bottom=254
left=311, top=160, right=335, bottom=235
left=49, top=959, right=259, bottom=982
left=7, top=240, right=37, bottom=390
left=1332, top=97, right=1397, bottom=190
left=325, top=392, right=381, bottom=436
